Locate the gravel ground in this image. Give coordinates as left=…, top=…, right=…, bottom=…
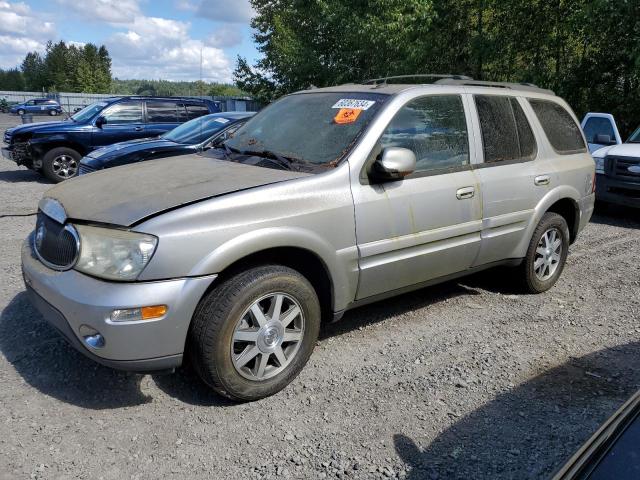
left=1, top=112, right=639, bottom=480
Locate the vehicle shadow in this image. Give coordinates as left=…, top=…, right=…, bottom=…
left=589, top=203, right=640, bottom=229
left=0, top=292, right=235, bottom=409
left=0, top=169, right=51, bottom=184
left=393, top=341, right=640, bottom=480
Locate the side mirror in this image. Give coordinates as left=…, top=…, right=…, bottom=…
left=595, top=134, right=614, bottom=145
left=95, top=116, right=106, bottom=128
left=370, top=147, right=416, bottom=182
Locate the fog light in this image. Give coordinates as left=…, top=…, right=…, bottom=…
left=110, top=305, right=167, bottom=323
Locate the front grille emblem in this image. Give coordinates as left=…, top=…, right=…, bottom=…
left=628, top=165, right=640, bottom=174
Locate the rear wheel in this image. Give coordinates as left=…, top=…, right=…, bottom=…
left=42, top=147, right=81, bottom=182
left=521, top=212, right=570, bottom=293
left=189, top=265, right=321, bottom=401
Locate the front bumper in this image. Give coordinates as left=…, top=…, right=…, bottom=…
left=21, top=236, right=217, bottom=372
left=1, top=146, right=13, bottom=161
left=596, top=173, right=640, bottom=208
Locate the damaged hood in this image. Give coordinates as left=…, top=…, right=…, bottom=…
left=42, top=154, right=311, bottom=226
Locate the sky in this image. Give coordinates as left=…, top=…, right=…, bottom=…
left=0, top=0, right=260, bottom=83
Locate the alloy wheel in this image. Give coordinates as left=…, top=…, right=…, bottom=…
left=51, top=154, right=78, bottom=179
left=231, top=292, right=305, bottom=381
left=533, top=227, right=563, bottom=281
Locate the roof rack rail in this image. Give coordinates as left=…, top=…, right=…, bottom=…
left=362, top=74, right=473, bottom=86
left=433, top=78, right=554, bottom=95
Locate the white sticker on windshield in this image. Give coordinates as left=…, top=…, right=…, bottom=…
left=332, top=99, right=376, bottom=110
left=214, top=118, right=230, bottom=124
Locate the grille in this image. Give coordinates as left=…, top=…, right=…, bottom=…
left=78, top=163, right=97, bottom=175
left=610, top=156, right=640, bottom=181
left=34, top=213, right=79, bottom=270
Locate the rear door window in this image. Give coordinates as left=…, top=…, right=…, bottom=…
left=186, top=104, right=210, bottom=120
left=475, top=95, right=537, bottom=164
left=146, top=101, right=179, bottom=123
left=529, top=99, right=586, bottom=154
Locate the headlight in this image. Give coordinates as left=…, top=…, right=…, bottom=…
left=594, top=156, right=605, bottom=174
left=74, top=225, right=157, bottom=281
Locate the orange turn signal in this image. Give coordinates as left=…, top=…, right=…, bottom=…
left=141, top=305, right=168, bottom=320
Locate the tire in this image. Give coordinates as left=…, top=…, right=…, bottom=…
left=17, top=109, right=25, bottom=115
left=189, top=265, right=321, bottom=402
left=42, top=147, right=81, bottom=183
left=521, top=212, right=570, bottom=293
left=49, top=109, right=58, bottom=116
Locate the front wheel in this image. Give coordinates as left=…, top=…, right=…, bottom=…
left=42, top=147, right=81, bottom=182
left=189, top=265, right=321, bottom=401
left=521, top=212, right=570, bottom=293
left=49, top=109, right=58, bottom=116
left=17, top=109, right=25, bottom=115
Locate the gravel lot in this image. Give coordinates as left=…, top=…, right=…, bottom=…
left=0, top=112, right=639, bottom=480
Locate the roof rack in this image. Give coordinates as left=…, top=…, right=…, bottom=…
left=362, top=74, right=473, bottom=86
left=434, top=78, right=554, bottom=95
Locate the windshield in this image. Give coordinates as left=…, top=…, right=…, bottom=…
left=163, top=115, right=235, bottom=144
left=627, top=126, right=640, bottom=143
left=224, top=92, right=387, bottom=167
left=71, top=101, right=109, bottom=122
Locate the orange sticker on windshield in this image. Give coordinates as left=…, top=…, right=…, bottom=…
left=334, top=108, right=362, bottom=124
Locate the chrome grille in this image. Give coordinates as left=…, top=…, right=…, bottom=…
left=610, top=156, right=640, bottom=181
left=34, top=213, right=79, bottom=270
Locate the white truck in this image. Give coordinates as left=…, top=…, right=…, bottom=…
left=581, top=113, right=640, bottom=208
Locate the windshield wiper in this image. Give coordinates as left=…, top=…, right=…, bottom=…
left=238, top=149, right=307, bottom=171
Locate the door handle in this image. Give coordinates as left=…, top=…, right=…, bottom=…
left=534, top=175, right=550, bottom=186
left=134, top=126, right=144, bottom=132
left=456, top=186, right=475, bottom=200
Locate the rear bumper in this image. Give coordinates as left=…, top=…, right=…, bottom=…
left=577, top=192, right=596, bottom=234
left=21, top=235, right=217, bottom=372
left=596, top=173, right=640, bottom=208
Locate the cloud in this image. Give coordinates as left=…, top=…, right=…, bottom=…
left=107, top=16, right=233, bottom=82
left=56, top=0, right=141, bottom=24
left=193, top=0, right=254, bottom=23
left=206, top=24, right=243, bottom=48
left=0, top=1, right=51, bottom=68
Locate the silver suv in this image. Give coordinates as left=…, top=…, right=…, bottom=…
left=22, top=77, right=595, bottom=401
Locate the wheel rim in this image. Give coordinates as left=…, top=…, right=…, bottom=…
left=51, top=154, right=78, bottom=179
left=534, top=227, right=563, bottom=281
left=231, top=292, right=305, bottom=381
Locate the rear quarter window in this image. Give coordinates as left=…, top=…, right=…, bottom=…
left=529, top=99, right=586, bottom=154
left=186, top=104, right=210, bottom=120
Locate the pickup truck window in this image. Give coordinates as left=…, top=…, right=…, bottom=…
left=583, top=116, right=615, bottom=144
left=476, top=95, right=536, bottom=164
left=102, top=101, right=143, bottom=124
left=380, top=95, right=469, bottom=173
left=529, top=99, right=586, bottom=154
left=147, top=101, right=179, bottom=123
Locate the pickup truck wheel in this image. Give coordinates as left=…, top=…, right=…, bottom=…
left=521, top=212, right=570, bottom=293
left=189, top=265, right=321, bottom=402
left=42, top=147, right=81, bottom=183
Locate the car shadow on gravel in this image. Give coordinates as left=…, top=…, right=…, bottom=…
left=590, top=203, right=640, bottom=229
left=0, top=292, right=153, bottom=409
left=0, top=169, right=51, bottom=184
left=0, top=292, right=236, bottom=409
left=393, top=341, right=640, bottom=480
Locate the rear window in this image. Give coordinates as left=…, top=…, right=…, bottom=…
left=475, top=95, right=537, bottom=163
left=583, top=116, right=616, bottom=144
left=186, top=104, right=210, bottom=120
left=146, top=101, right=178, bottom=123
left=529, top=99, right=586, bottom=154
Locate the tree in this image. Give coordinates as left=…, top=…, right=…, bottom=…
left=21, top=52, right=45, bottom=91
left=0, top=68, right=25, bottom=91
